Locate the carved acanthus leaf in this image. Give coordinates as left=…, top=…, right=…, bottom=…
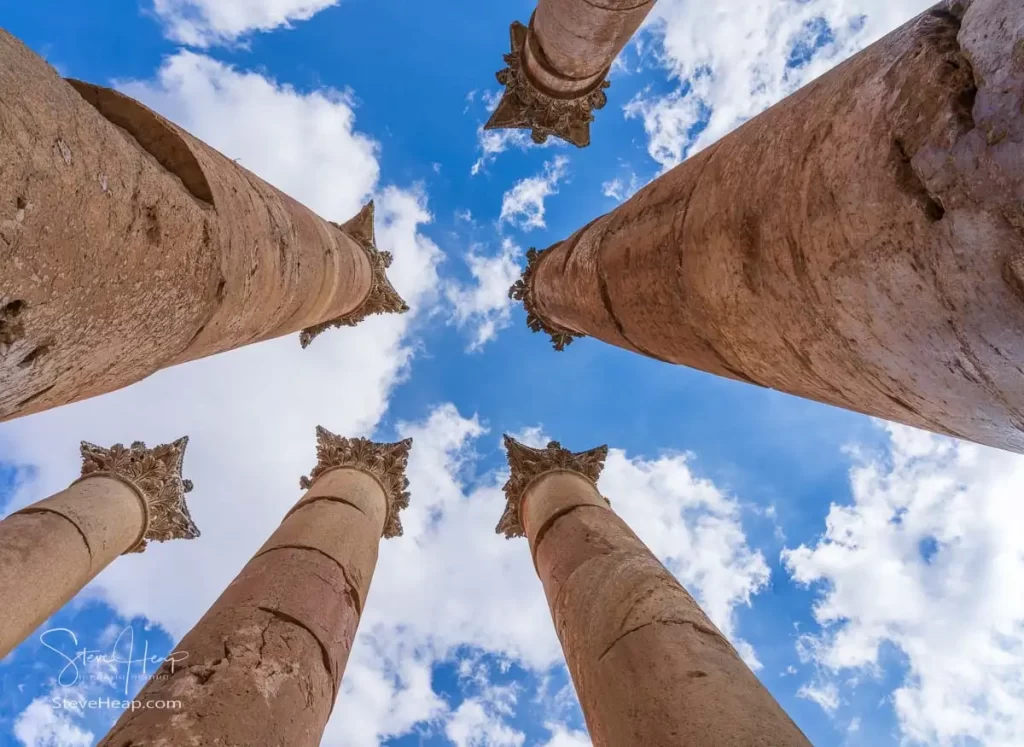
left=497, top=436, right=609, bottom=539
left=300, top=426, right=413, bottom=539
left=79, top=437, right=198, bottom=554
left=509, top=247, right=586, bottom=351
left=485, top=21, right=610, bottom=148
left=300, top=201, right=409, bottom=348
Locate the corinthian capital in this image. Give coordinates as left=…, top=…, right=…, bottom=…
left=301, top=201, right=410, bottom=348
left=498, top=436, right=609, bottom=539
left=485, top=21, right=610, bottom=148
left=509, top=247, right=586, bottom=351
left=79, top=437, right=199, bottom=553
left=300, top=426, right=413, bottom=539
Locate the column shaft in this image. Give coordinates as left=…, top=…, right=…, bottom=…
left=0, top=477, right=146, bottom=658
left=532, top=0, right=656, bottom=90
left=516, top=0, right=1024, bottom=452
left=523, top=472, right=810, bottom=746
left=0, top=437, right=196, bottom=660
left=99, top=468, right=388, bottom=746
left=486, top=0, right=657, bottom=146
left=0, top=31, right=404, bottom=423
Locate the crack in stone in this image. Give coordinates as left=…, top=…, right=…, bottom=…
left=256, top=606, right=337, bottom=703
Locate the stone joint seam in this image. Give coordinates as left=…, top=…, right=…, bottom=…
left=499, top=437, right=609, bottom=538
left=300, top=428, right=412, bottom=539
left=69, top=472, right=151, bottom=555
left=485, top=20, right=610, bottom=148
left=282, top=489, right=370, bottom=523
left=251, top=544, right=365, bottom=615
left=77, top=438, right=198, bottom=553
left=528, top=501, right=611, bottom=571
left=595, top=618, right=735, bottom=662
left=12, top=506, right=95, bottom=565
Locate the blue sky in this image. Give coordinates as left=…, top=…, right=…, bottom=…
left=3, top=0, right=1024, bottom=745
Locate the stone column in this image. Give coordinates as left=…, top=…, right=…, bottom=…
left=486, top=0, right=657, bottom=147
left=510, top=0, right=1024, bottom=453
left=99, top=428, right=412, bottom=747
left=0, top=30, right=407, bottom=423
left=498, top=437, right=810, bottom=746
left=0, top=438, right=197, bottom=659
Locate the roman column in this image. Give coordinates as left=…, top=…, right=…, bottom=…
left=486, top=0, right=657, bottom=147
left=99, top=428, right=411, bottom=747
left=510, top=0, right=1024, bottom=453
left=0, top=30, right=407, bottom=423
left=0, top=438, right=197, bottom=659
left=498, top=436, right=810, bottom=746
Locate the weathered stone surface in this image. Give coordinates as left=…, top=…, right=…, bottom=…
left=505, top=437, right=811, bottom=746
left=0, top=438, right=198, bottom=659
left=0, top=32, right=405, bottom=422
left=514, top=0, right=1024, bottom=453
left=486, top=0, right=656, bottom=146
left=99, top=434, right=408, bottom=746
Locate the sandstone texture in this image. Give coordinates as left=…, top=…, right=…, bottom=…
left=0, top=477, right=145, bottom=658
left=98, top=442, right=406, bottom=746
left=522, top=0, right=1024, bottom=452
left=0, top=31, right=378, bottom=422
left=502, top=439, right=811, bottom=746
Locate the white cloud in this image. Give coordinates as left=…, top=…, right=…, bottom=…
left=152, top=0, right=341, bottom=47
left=13, top=697, right=93, bottom=747
left=444, top=239, right=523, bottom=352
left=119, top=51, right=380, bottom=222
left=471, top=128, right=534, bottom=177
left=0, top=44, right=440, bottom=688
left=784, top=425, right=1024, bottom=746
left=335, top=406, right=774, bottom=742
left=601, top=172, right=641, bottom=203
left=602, top=448, right=771, bottom=670
left=499, top=157, right=569, bottom=232
left=540, top=723, right=592, bottom=747
left=797, top=682, right=841, bottom=714
left=445, top=682, right=525, bottom=747
left=630, top=1, right=934, bottom=170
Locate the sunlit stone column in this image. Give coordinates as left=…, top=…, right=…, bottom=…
left=499, top=436, right=811, bottom=746
left=99, top=429, right=412, bottom=747
left=510, top=0, right=1024, bottom=453
left=486, top=0, right=657, bottom=147
left=0, top=30, right=407, bottom=423
left=0, top=438, right=198, bottom=659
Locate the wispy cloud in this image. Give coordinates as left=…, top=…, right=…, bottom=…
left=499, top=156, right=569, bottom=232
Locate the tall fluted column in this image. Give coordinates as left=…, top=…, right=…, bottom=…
left=510, top=0, right=1024, bottom=453
left=498, top=437, right=810, bottom=746
left=0, top=438, right=197, bottom=659
left=99, top=429, right=412, bottom=747
left=0, top=31, right=406, bottom=423
left=486, top=0, right=657, bottom=147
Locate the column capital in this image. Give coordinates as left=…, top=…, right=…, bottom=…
left=300, top=201, right=409, bottom=348
left=299, top=426, right=413, bottom=539
left=78, top=437, right=198, bottom=553
left=498, top=436, right=609, bottom=539
left=509, top=247, right=586, bottom=351
left=485, top=21, right=610, bottom=148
